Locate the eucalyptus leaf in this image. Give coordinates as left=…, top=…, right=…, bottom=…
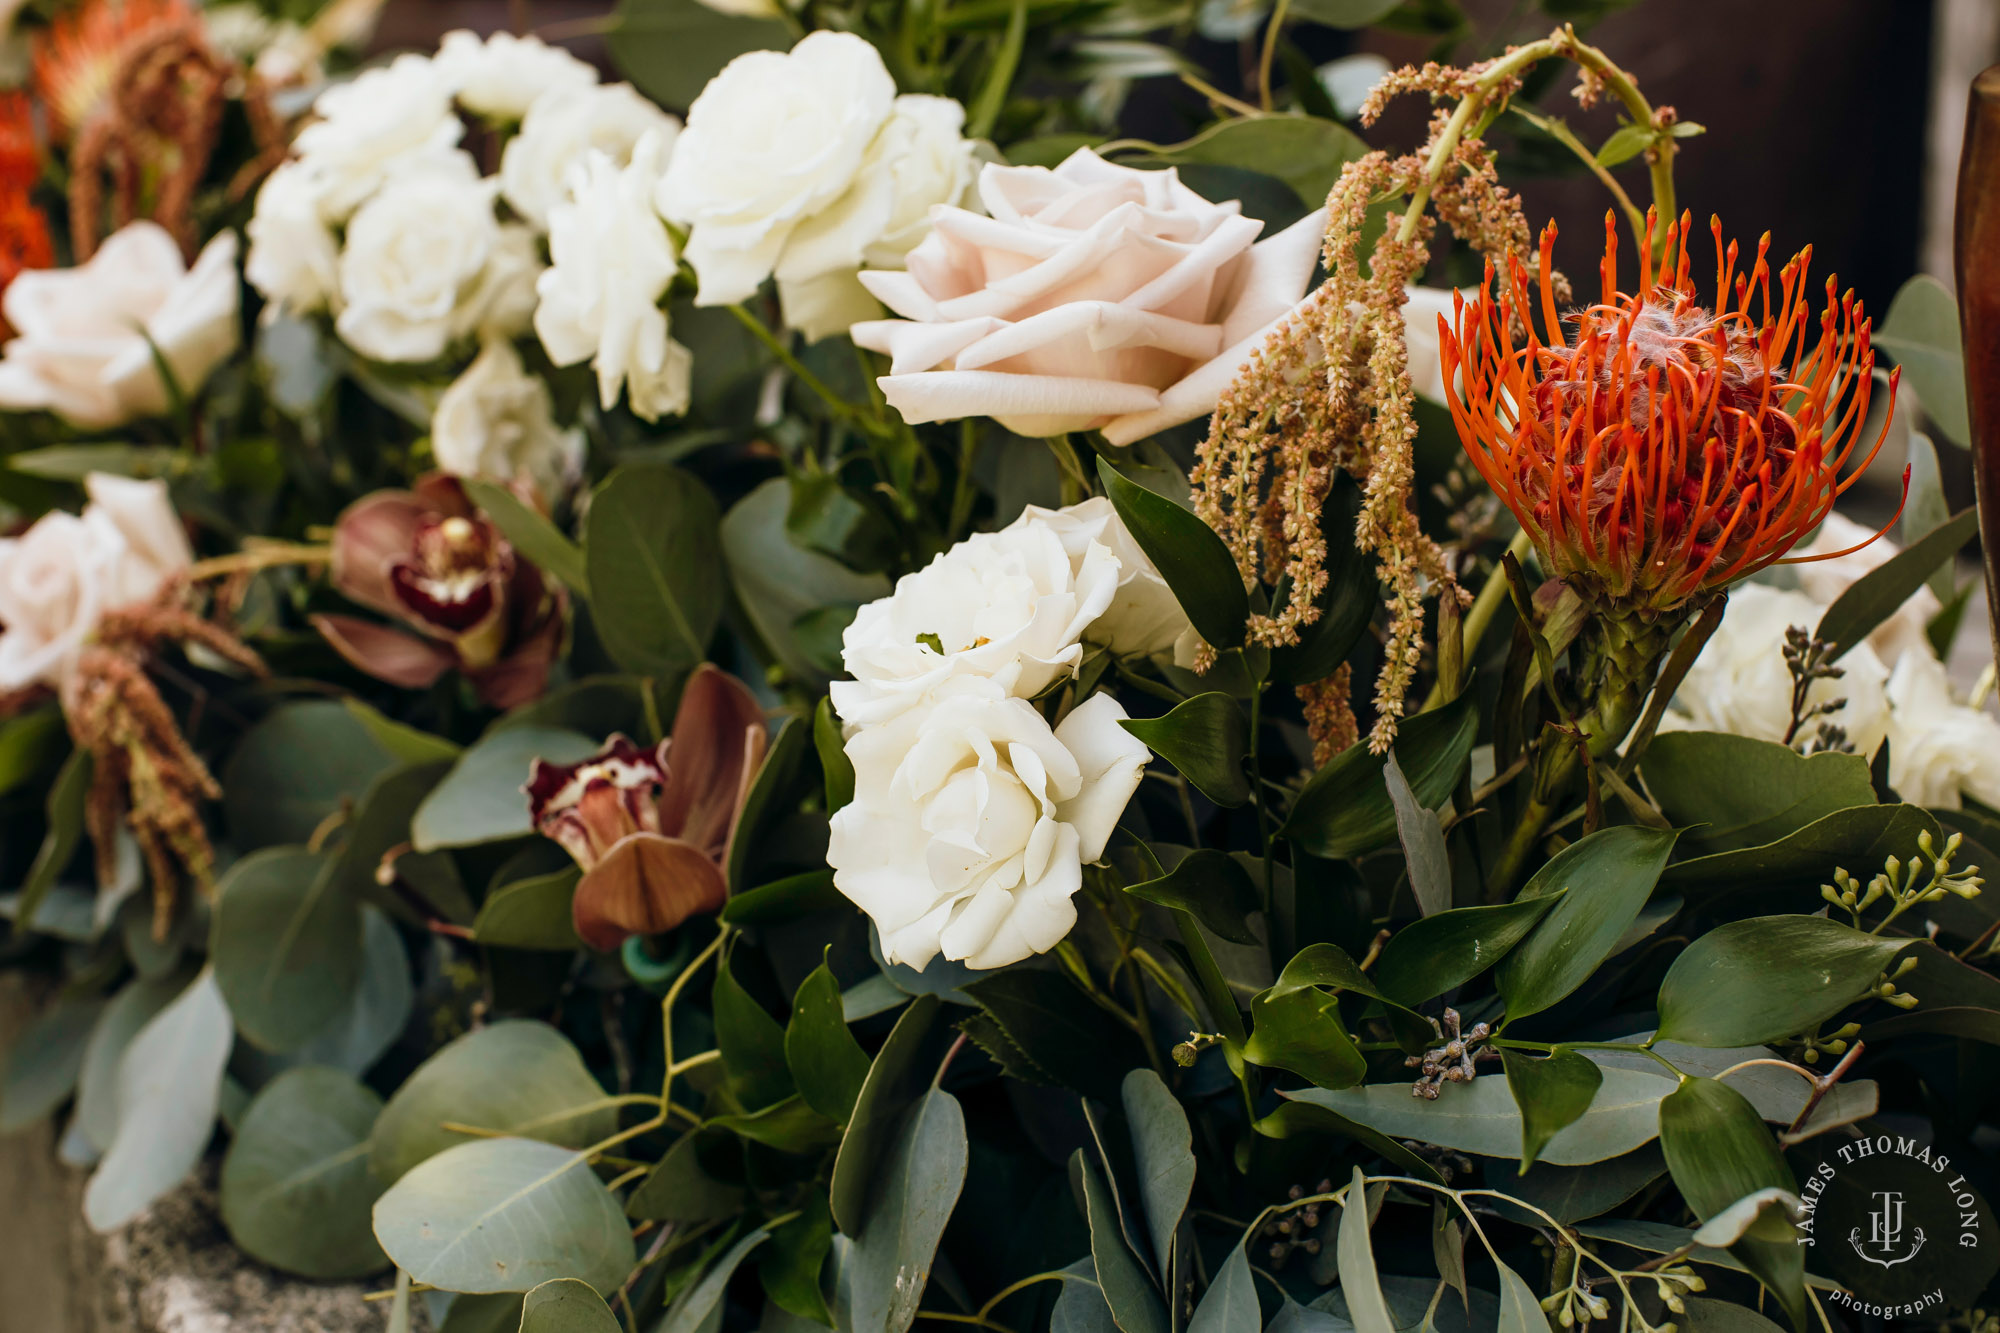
left=15, top=746, right=92, bottom=930
left=1816, top=507, right=1978, bottom=662
left=224, top=702, right=396, bottom=851
left=1499, top=1047, right=1603, bottom=1172
left=1383, top=750, right=1451, bottom=916
left=830, top=995, right=939, bottom=1235
left=839, top=1090, right=968, bottom=1333
left=519, top=1278, right=620, bottom=1333
left=1372, top=895, right=1560, bottom=1007
left=463, top=480, right=588, bottom=595
left=663, top=1228, right=771, bottom=1333
left=1655, top=915, right=1909, bottom=1047
left=210, top=847, right=361, bottom=1053
left=1128, top=115, right=1367, bottom=214
left=723, top=481, right=889, bottom=687
left=605, top=0, right=794, bottom=109
left=585, top=465, right=723, bottom=679
left=474, top=868, right=584, bottom=951
left=625, top=1128, right=743, bottom=1223
left=413, top=726, right=598, bottom=852
left=1874, top=274, right=1969, bottom=446
left=74, top=974, right=185, bottom=1153
left=1640, top=733, right=1876, bottom=852
left=1657, top=1078, right=1804, bottom=1327
left=0, top=991, right=105, bottom=1133
left=1121, top=1070, right=1195, bottom=1278
left=220, top=1067, right=387, bottom=1278
left=1073, top=1148, right=1167, bottom=1333
left=1493, top=1259, right=1554, bottom=1332
left=1187, top=1243, right=1257, bottom=1333
left=1336, top=1166, right=1393, bottom=1333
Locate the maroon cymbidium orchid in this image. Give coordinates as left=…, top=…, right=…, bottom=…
left=526, top=665, right=769, bottom=951
left=313, top=474, right=565, bottom=710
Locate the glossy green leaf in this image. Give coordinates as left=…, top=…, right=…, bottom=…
left=585, top=465, right=723, bottom=678
left=1098, top=456, right=1247, bottom=649
left=1265, top=942, right=1432, bottom=1050
left=718, top=869, right=843, bottom=926
left=662, top=1227, right=771, bottom=1333
left=1656, top=915, right=1909, bottom=1047
left=839, top=1090, right=968, bottom=1333
left=1657, top=1078, right=1804, bottom=1327
left=814, top=696, right=854, bottom=813
left=247, top=906, right=413, bottom=1080
left=1073, top=1149, right=1167, bottom=1333
left=830, top=994, right=938, bottom=1235
left=1499, top=1047, right=1603, bottom=1172
left=714, top=950, right=794, bottom=1110
left=1372, top=896, right=1561, bottom=1007
left=1244, top=987, right=1366, bottom=1088
left=1874, top=274, right=1968, bottom=445
left=1187, top=1244, right=1256, bottom=1333
left=1119, top=693, right=1249, bottom=807
left=440, top=1294, right=525, bottom=1333
left=1131, top=115, right=1368, bottom=213
left=223, top=702, right=396, bottom=851
left=1383, top=750, right=1451, bottom=916
left=220, top=1067, right=387, bottom=1279
left=462, top=480, right=588, bottom=595
left=1493, top=1258, right=1553, bottom=1332
left=373, top=1137, right=635, bottom=1295
left=1662, top=802, right=1940, bottom=896
left=210, top=847, right=361, bottom=1052
left=962, top=969, right=1141, bottom=1102
left=605, top=0, right=793, bottom=109
left=0, top=990, right=105, bottom=1133
left=1124, top=849, right=1261, bottom=945
left=412, top=726, right=598, bottom=852
left=369, top=1022, right=615, bottom=1183
left=1640, top=733, right=1876, bottom=852
left=759, top=1193, right=834, bottom=1324
left=473, top=868, right=583, bottom=951
left=518, top=1278, right=620, bottom=1333
left=1496, top=826, right=1679, bottom=1021
left=1337, top=1166, right=1394, bottom=1333
left=1594, top=121, right=1655, bottom=167
left=785, top=962, right=869, bottom=1123
left=725, top=714, right=807, bottom=894
left=1121, top=1069, right=1195, bottom=1277
left=1816, top=507, right=1978, bottom=661
left=0, top=705, right=63, bottom=798
left=1282, top=694, right=1476, bottom=861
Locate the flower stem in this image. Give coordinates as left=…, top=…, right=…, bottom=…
left=728, top=303, right=878, bottom=434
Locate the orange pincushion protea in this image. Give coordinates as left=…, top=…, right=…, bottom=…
left=33, top=0, right=193, bottom=139
left=0, top=94, right=52, bottom=326
left=1439, top=210, right=1900, bottom=616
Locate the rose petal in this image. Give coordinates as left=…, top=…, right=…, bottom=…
left=571, top=833, right=729, bottom=951
left=311, top=613, right=455, bottom=689
left=1215, top=207, right=1329, bottom=346
left=1051, top=692, right=1149, bottom=863
left=950, top=300, right=1222, bottom=372
left=876, top=369, right=1158, bottom=434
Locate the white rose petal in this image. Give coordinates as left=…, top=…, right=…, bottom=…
left=432, top=338, right=584, bottom=501
left=0, top=223, right=240, bottom=429
left=435, top=28, right=597, bottom=122
left=335, top=169, right=500, bottom=364
left=534, top=130, right=689, bottom=423
left=658, top=31, right=897, bottom=307
left=1885, top=651, right=2000, bottom=809
left=829, top=516, right=1119, bottom=727
left=501, top=83, right=679, bottom=230
left=1797, top=512, right=1940, bottom=669
left=245, top=160, right=342, bottom=317
left=851, top=147, right=1326, bottom=443
left=828, top=688, right=1147, bottom=971
left=292, top=53, right=463, bottom=220
left=1007, top=496, right=1192, bottom=660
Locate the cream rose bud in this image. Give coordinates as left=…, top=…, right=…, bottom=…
left=850, top=148, right=1326, bottom=444
left=534, top=130, right=690, bottom=423
left=1008, top=497, right=1194, bottom=660
left=291, top=53, right=463, bottom=220
left=829, top=690, right=1149, bottom=971
left=432, top=338, right=583, bottom=500
left=657, top=31, right=896, bottom=308
left=434, top=29, right=597, bottom=122
left=0, top=223, right=241, bottom=430
left=501, top=83, right=680, bottom=230
left=245, top=160, right=341, bottom=317
left=1885, top=651, right=2000, bottom=809
left=774, top=94, right=978, bottom=341
left=830, top=517, right=1119, bottom=727
left=335, top=167, right=501, bottom=364
left=85, top=473, right=194, bottom=607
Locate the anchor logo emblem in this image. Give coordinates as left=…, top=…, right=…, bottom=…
left=1849, top=1190, right=1926, bottom=1269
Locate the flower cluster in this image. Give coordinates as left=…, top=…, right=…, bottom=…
left=827, top=498, right=1187, bottom=970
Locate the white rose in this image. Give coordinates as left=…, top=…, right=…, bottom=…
left=829, top=689, right=1149, bottom=970
left=501, top=83, right=679, bottom=230
left=657, top=31, right=896, bottom=308
left=335, top=168, right=501, bottom=364
left=1796, top=511, right=1940, bottom=669
left=774, top=93, right=978, bottom=340
left=460, top=223, right=546, bottom=343
left=829, top=516, right=1120, bottom=727
left=1660, top=583, right=1891, bottom=756
left=851, top=148, right=1326, bottom=443
left=1401, top=285, right=1459, bottom=406
left=435, top=29, right=597, bottom=122
left=246, top=159, right=342, bottom=317
left=0, top=223, right=240, bottom=429
left=432, top=338, right=583, bottom=500
left=1008, top=497, right=1193, bottom=660
left=534, top=130, right=689, bottom=423
left=292, top=53, right=462, bottom=220
left=1884, top=651, right=2000, bottom=809
left=0, top=474, right=190, bottom=690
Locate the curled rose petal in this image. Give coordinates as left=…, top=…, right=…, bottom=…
left=571, top=833, right=729, bottom=953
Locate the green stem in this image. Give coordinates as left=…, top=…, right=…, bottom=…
left=1255, top=0, right=1291, bottom=113
left=949, top=418, right=981, bottom=539
left=1423, top=528, right=1532, bottom=712
left=727, top=304, right=875, bottom=434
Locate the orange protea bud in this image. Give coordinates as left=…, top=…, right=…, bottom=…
left=33, top=0, right=192, bottom=139
left=1440, top=209, right=1902, bottom=616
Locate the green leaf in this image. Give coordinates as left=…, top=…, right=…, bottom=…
left=1265, top=942, right=1432, bottom=1050
left=1496, top=826, right=1679, bottom=1021
left=74, top=975, right=184, bottom=1153
left=15, top=746, right=92, bottom=930
left=962, top=970, right=1141, bottom=1102
left=210, top=847, right=362, bottom=1052
left=327, top=760, right=476, bottom=926
left=1282, top=694, right=1476, bottom=860
left=1384, top=751, right=1451, bottom=916
left=1130, top=115, right=1369, bottom=213
left=625, top=1128, right=743, bottom=1223
left=271, top=905, right=414, bottom=1078
left=1655, top=915, right=1909, bottom=1047
left=715, top=949, right=794, bottom=1110
left=1680, top=1300, right=1790, bottom=1332
left=1641, top=733, right=1876, bottom=852
left=726, top=715, right=807, bottom=894
left=1903, top=432, right=1958, bottom=600
left=0, top=705, right=63, bottom=798
left=369, top=1022, right=616, bottom=1183
left=1244, top=987, right=1366, bottom=1088
left=1594, top=121, right=1655, bottom=167
left=662, top=1227, right=771, bottom=1333
left=462, top=480, right=588, bottom=596
left=220, top=1067, right=387, bottom=1279
left=1493, top=1258, right=1554, bottom=1332
left=372, top=1137, right=636, bottom=1295
left=785, top=963, right=870, bottom=1124
left=474, top=868, right=583, bottom=950
left=1372, top=896, right=1560, bottom=1006
left=830, top=994, right=938, bottom=1235
left=838, top=1090, right=969, bottom=1333
left=1874, top=274, right=1969, bottom=446
left=718, top=868, right=843, bottom=926
left=1286, top=0, right=1400, bottom=28
left=1816, top=507, right=1978, bottom=661
left=723, top=480, right=888, bottom=687
left=1269, top=474, right=1373, bottom=686
left=1098, top=456, right=1248, bottom=649
left=605, top=0, right=793, bottom=109
left=1662, top=803, right=1940, bottom=898
left=518, top=1278, right=620, bottom=1333
left=224, top=702, right=397, bottom=851
left=814, top=697, right=854, bottom=813
left=1073, top=1149, right=1167, bottom=1333
left=1187, top=1243, right=1256, bottom=1333
left=441, top=1294, right=526, bottom=1333
left=413, top=726, right=598, bottom=852
left=1119, top=693, right=1249, bottom=807
left=0, top=990, right=106, bottom=1133
left=584, top=465, right=723, bottom=678
left=1337, top=1167, right=1394, bottom=1333
left=1657, top=1078, right=1804, bottom=1327
left=343, top=700, right=462, bottom=764
left=1124, top=849, right=1261, bottom=945
left=759, top=1193, right=834, bottom=1324
left=1285, top=1066, right=1675, bottom=1166
left=965, top=0, right=1026, bottom=139
left=1499, top=1048, right=1603, bottom=1172
left=1121, top=1069, right=1195, bottom=1277
left=787, top=471, right=898, bottom=571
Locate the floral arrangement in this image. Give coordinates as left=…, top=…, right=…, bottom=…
left=1, top=0, right=1998, bottom=1330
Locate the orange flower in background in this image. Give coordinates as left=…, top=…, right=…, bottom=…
left=1439, top=209, right=1901, bottom=616
left=34, top=0, right=192, bottom=139
left=0, top=94, right=52, bottom=326
left=0, top=92, right=37, bottom=191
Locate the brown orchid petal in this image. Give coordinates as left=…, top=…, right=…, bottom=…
left=413, top=472, right=478, bottom=519
left=656, top=664, right=769, bottom=856
left=571, top=833, right=728, bottom=952
left=312, top=613, right=454, bottom=689
left=465, top=590, right=565, bottom=709
left=330, top=491, right=428, bottom=617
